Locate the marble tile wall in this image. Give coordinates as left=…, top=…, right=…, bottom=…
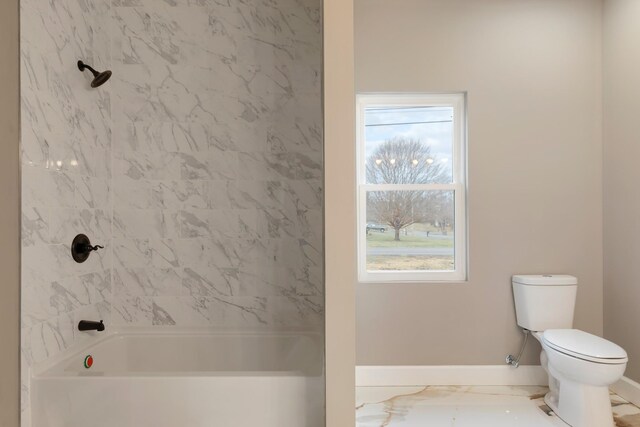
left=20, top=0, right=113, bottom=420
left=109, top=0, right=323, bottom=331
left=21, top=0, right=322, bottom=422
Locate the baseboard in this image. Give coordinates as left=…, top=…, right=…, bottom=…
left=356, top=365, right=548, bottom=387
left=611, top=376, right=640, bottom=407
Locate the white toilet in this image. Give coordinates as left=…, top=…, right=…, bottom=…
left=512, top=274, right=628, bottom=427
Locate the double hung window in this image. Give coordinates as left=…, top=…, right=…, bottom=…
left=356, top=94, right=467, bottom=282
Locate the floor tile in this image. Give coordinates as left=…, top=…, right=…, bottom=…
left=356, top=385, right=640, bottom=427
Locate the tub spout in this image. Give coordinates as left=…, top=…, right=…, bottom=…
left=78, top=320, right=105, bottom=332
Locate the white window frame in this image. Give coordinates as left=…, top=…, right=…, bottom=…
left=356, top=93, right=468, bottom=283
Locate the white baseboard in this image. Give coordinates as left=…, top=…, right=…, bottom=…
left=356, top=365, right=548, bottom=387
left=611, top=376, right=640, bottom=407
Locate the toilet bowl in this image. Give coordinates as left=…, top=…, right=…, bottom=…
left=512, top=275, right=628, bottom=427
left=533, top=329, right=627, bottom=427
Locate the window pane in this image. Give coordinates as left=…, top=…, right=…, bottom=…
left=366, top=190, right=455, bottom=272
left=365, top=106, right=454, bottom=184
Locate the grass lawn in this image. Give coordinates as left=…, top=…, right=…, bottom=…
left=367, top=255, right=455, bottom=271
left=366, top=231, right=454, bottom=248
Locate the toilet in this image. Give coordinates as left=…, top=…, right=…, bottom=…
left=512, top=275, right=628, bottom=427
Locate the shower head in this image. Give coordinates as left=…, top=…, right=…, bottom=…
left=77, top=60, right=112, bottom=88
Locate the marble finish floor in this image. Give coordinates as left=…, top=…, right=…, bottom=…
left=356, top=385, right=640, bottom=426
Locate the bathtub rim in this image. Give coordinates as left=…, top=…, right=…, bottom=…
left=32, top=328, right=324, bottom=379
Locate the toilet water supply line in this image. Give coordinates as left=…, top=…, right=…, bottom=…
left=506, top=329, right=530, bottom=368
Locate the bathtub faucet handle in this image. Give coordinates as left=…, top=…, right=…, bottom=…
left=78, top=320, right=105, bottom=332
left=71, top=234, right=105, bottom=263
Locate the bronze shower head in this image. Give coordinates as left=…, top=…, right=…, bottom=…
left=77, top=60, right=112, bottom=88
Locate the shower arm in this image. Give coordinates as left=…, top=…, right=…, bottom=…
left=506, top=328, right=530, bottom=368
left=77, top=61, right=99, bottom=77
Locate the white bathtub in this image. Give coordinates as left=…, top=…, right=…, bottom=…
left=31, top=331, right=324, bottom=427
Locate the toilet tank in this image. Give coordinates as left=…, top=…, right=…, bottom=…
left=512, top=275, right=578, bottom=332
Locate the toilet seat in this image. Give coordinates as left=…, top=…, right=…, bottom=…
left=542, top=329, right=628, bottom=365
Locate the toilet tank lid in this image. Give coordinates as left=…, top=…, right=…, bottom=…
left=512, top=274, right=577, bottom=285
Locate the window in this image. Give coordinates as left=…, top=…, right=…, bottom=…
left=357, top=93, right=467, bottom=282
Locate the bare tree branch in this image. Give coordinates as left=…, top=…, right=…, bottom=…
left=366, top=137, right=452, bottom=241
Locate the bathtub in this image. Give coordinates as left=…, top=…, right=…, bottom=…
left=31, top=331, right=324, bottom=427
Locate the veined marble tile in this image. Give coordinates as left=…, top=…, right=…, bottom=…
left=22, top=243, right=75, bottom=286
left=21, top=206, right=49, bottom=248
left=612, top=394, right=640, bottom=427
left=21, top=86, right=111, bottom=155
left=75, top=176, right=111, bottom=209
left=112, top=5, right=208, bottom=42
left=268, top=296, right=323, bottom=329
left=291, top=208, right=323, bottom=243
left=157, top=295, right=270, bottom=327
left=21, top=312, right=76, bottom=367
left=182, top=265, right=247, bottom=298
left=224, top=180, right=284, bottom=210
left=261, top=208, right=299, bottom=238
left=20, top=136, right=106, bottom=178
left=112, top=176, right=155, bottom=209
left=22, top=168, right=75, bottom=209
left=22, top=270, right=110, bottom=329
left=178, top=208, right=240, bottom=238
left=173, top=237, right=255, bottom=270
left=206, top=180, right=233, bottom=209
left=110, top=296, right=172, bottom=327
left=266, top=120, right=323, bottom=154
left=179, top=152, right=237, bottom=180
left=20, top=352, right=29, bottom=413
left=207, top=106, right=271, bottom=153
left=20, top=132, right=75, bottom=172
left=113, top=238, right=181, bottom=271
left=237, top=152, right=297, bottom=181
left=275, top=91, right=322, bottom=127
left=113, top=208, right=180, bottom=239
left=356, top=386, right=640, bottom=427
left=48, top=208, right=111, bottom=245
left=114, top=121, right=211, bottom=154
left=113, top=266, right=183, bottom=297
left=112, top=7, right=226, bottom=68
left=255, top=261, right=323, bottom=298
left=111, top=295, right=272, bottom=328
left=71, top=141, right=112, bottom=178
left=357, top=386, right=565, bottom=427
left=152, top=180, right=209, bottom=209
left=114, top=149, right=181, bottom=181
left=112, top=64, right=222, bottom=123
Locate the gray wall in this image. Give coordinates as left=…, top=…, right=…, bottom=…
left=355, top=0, right=604, bottom=365
left=0, top=0, right=20, bottom=424
left=603, top=0, right=640, bottom=383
